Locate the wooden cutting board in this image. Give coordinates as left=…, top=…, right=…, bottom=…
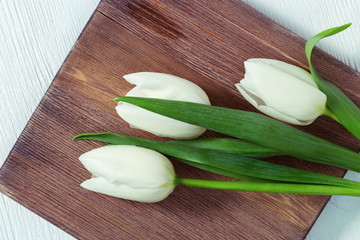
left=1, top=0, right=360, bottom=239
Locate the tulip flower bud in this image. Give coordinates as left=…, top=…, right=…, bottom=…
left=79, top=145, right=176, bottom=203
left=116, top=72, right=210, bottom=139
left=235, top=58, right=327, bottom=125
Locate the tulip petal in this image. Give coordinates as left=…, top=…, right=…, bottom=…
left=116, top=103, right=206, bottom=139
left=236, top=83, right=315, bottom=125
left=237, top=60, right=327, bottom=124
left=81, top=177, right=174, bottom=203
left=124, top=72, right=210, bottom=104
left=256, top=105, right=314, bottom=125
left=116, top=72, right=210, bottom=139
left=248, top=59, right=317, bottom=87
left=79, top=145, right=175, bottom=189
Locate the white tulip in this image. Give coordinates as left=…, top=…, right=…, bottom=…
left=79, top=145, right=176, bottom=203
left=116, top=72, right=210, bottom=139
left=235, top=58, right=327, bottom=125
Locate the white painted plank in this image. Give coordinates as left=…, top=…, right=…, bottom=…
left=307, top=171, right=360, bottom=240
left=0, top=0, right=100, bottom=239
left=1, top=0, right=360, bottom=239
left=242, top=0, right=360, bottom=70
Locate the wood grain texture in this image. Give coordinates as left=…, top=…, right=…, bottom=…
left=1, top=0, right=360, bottom=239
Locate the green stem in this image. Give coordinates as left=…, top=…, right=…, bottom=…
left=323, top=107, right=340, bottom=123
left=175, top=177, right=360, bottom=196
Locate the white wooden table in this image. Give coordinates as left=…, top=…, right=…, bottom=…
left=1, top=0, right=360, bottom=239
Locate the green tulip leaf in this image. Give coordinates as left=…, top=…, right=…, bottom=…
left=170, top=137, right=280, bottom=158
left=305, top=24, right=360, bottom=139
left=114, top=96, right=360, bottom=172
left=74, top=132, right=360, bottom=188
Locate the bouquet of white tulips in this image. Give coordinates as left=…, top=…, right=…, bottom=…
left=74, top=24, right=360, bottom=203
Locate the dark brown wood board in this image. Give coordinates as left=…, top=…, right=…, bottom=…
left=1, top=0, right=360, bottom=239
